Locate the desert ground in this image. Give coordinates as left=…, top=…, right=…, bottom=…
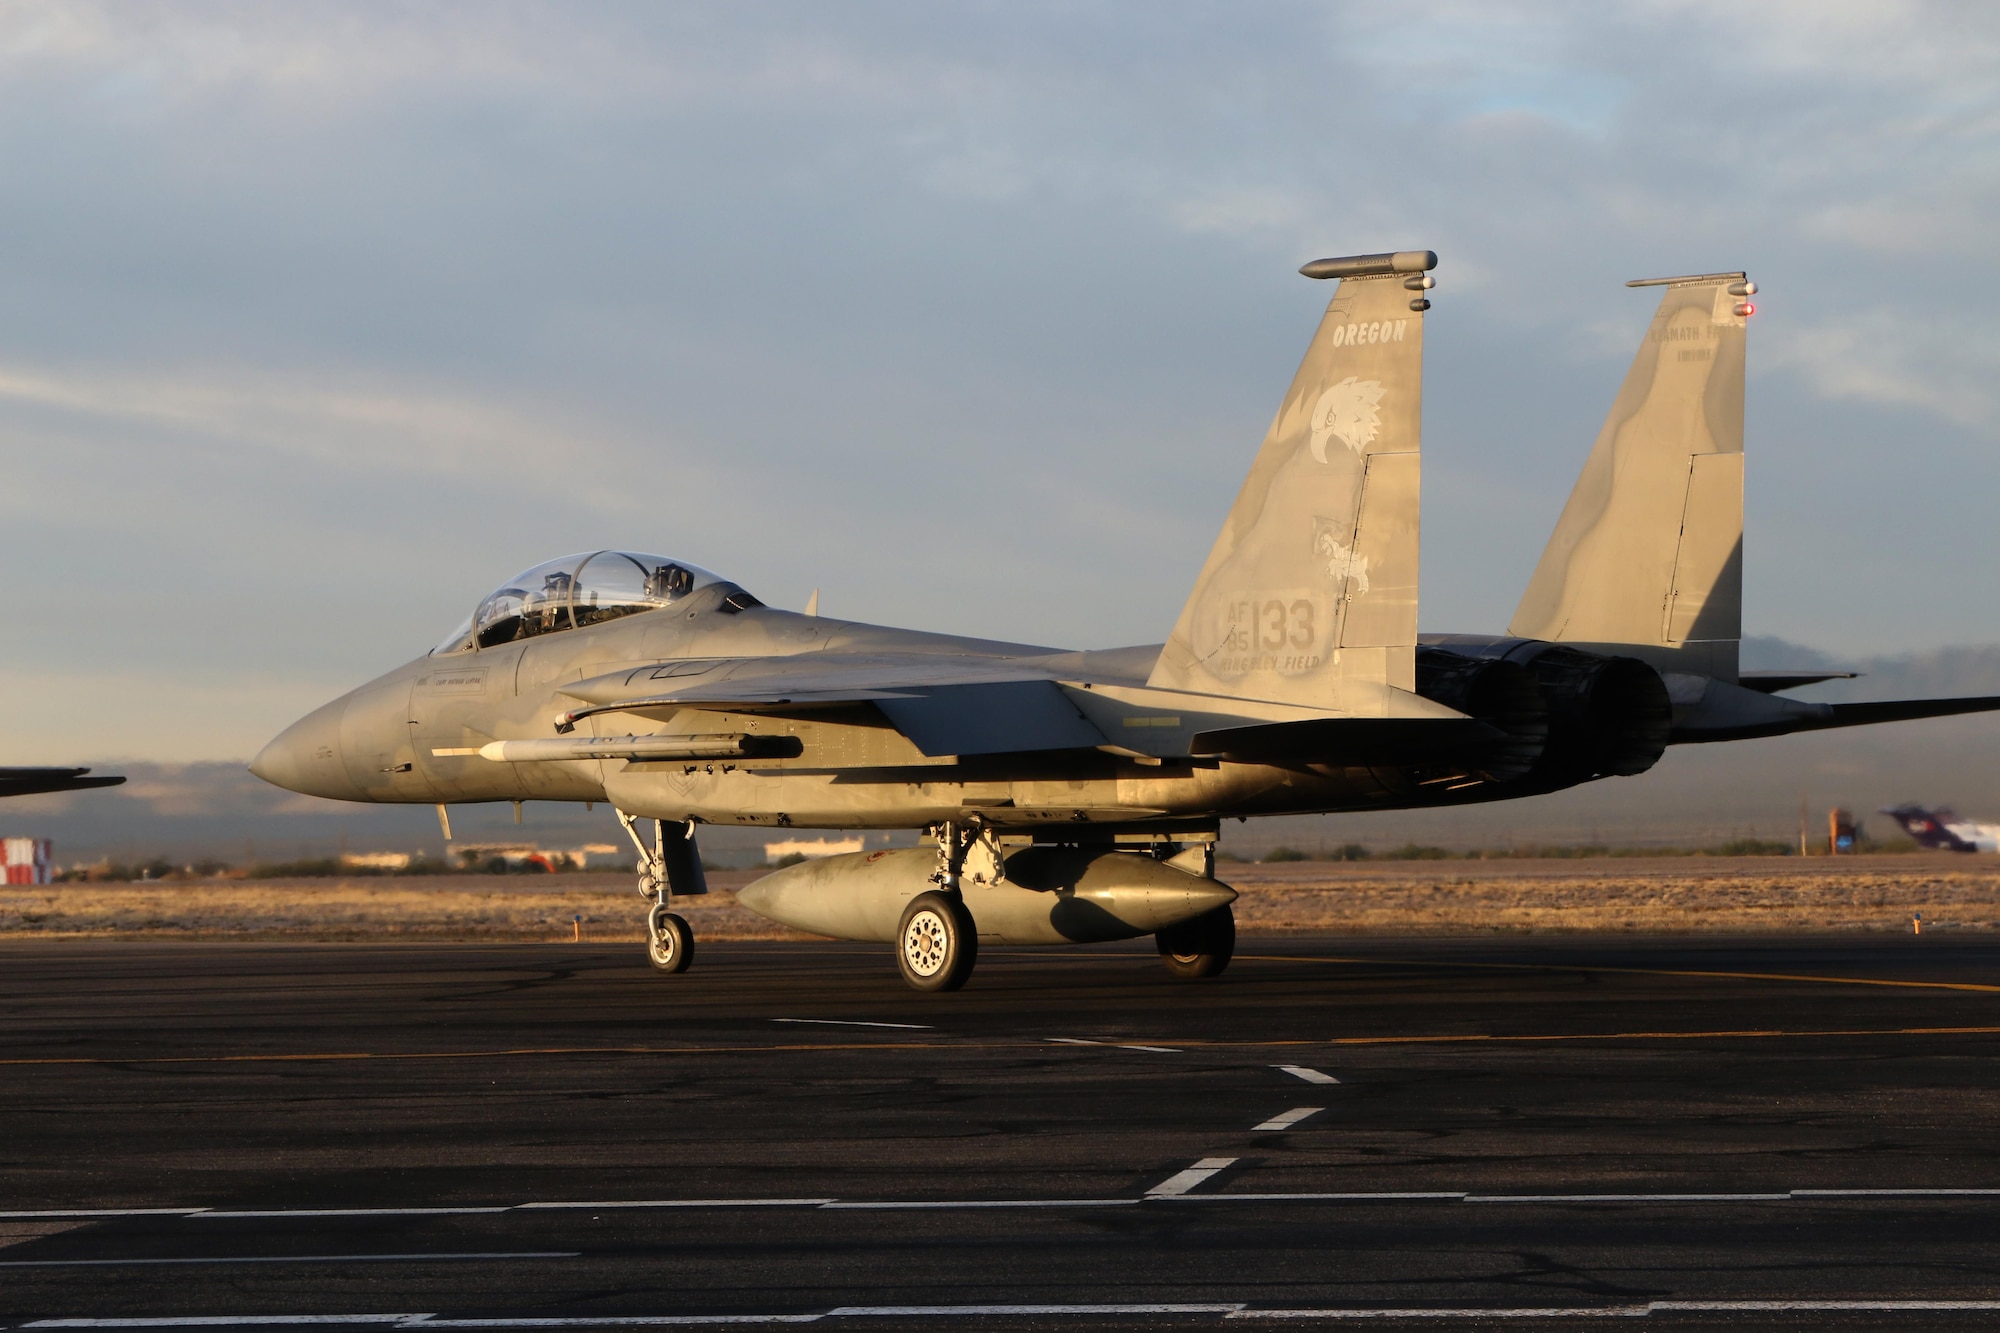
left=4, top=854, right=1995, bottom=940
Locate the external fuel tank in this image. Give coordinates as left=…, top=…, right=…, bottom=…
left=736, top=846, right=1236, bottom=945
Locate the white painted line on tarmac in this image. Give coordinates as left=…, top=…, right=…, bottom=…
left=1174, top=1192, right=1468, bottom=1203
left=1274, top=1065, right=1340, bottom=1084
left=31, top=1301, right=2000, bottom=1328
left=1790, top=1187, right=2000, bottom=1197
left=22, top=1185, right=2000, bottom=1226
left=1250, top=1107, right=1324, bottom=1132
left=1047, top=1037, right=1182, bottom=1053
left=1241, top=1307, right=1649, bottom=1320
left=517, top=1199, right=833, bottom=1210
left=24, top=1312, right=434, bottom=1320
left=1465, top=1193, right=1791, bottom=1204
left=1145, top=1158, right=1238, bottom=1197
left=1238, top=1300, right=2000, bottom=1319
left=769, top=1020, right=931, bottom=1030
left=418, top=1312, right=824, bottom=1320
left=194, top=1208, right=510, bottom=1219
left=0, top=1252, right=577, bottom=1269
left=820, top=1192, right=1144, bottom=1200
left=0, top=1210, right=203, bottom=1220
left=827, top=1306, right=1246, bottom=1317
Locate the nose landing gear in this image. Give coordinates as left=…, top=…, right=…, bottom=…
left=616, top=810, right=707, bottom=975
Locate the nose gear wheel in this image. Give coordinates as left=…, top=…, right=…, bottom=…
left=647, top=902, right=693, bottom=973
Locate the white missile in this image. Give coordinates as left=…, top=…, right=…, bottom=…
left=736, top=846, right=1236, bottom=945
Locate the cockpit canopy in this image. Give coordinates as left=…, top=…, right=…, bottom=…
left=433, top=552, right=749, bottom=654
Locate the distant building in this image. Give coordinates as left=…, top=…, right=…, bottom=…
left=3, top=837, right=53, bottom=886
left=764, top=836, right=866, bottom=863
left=452, top=842, right=622, bottom=871
left=341, top=851, right=414, bottom=871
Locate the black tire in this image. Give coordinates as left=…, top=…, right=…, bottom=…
left=896, top=891, right=978, bottom=992
left=1156, top=903, right=1234, bottom=980
left=647, top=904, right=694, bottom=973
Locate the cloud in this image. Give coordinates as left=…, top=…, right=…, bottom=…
left=4, top=1, right=2000, bottom=762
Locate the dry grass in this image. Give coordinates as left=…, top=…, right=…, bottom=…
left=4, top=856, right=1996, bottom=941
left=0, top=871, right=800, bottom=942
left=1224, top=855, right=2000, bottom=934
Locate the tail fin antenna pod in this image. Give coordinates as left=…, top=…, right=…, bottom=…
left=1148, top=250, right=1436, bottom=716
left=1508, top=272, right=1753, bottom=682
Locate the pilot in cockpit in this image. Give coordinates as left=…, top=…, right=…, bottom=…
left=438, top=552, right=732, bottom=655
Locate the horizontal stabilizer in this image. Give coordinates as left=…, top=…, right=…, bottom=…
left=1821, top=696, right=2000, bottom=729
left=1737, top=670, right=1860, bottom=695
left=0, top=767, right=125, bottom=799
left=1190, top=716, right=1500, bottom=764
left=1672, top=681, right=2000, bottom=744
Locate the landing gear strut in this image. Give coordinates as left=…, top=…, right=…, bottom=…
left=617, top=810, right=706, bottom=974
left=898, top=820, right=980, bottom=992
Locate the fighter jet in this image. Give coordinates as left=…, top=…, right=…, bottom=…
left=251, top=251, right=2000, bottom=990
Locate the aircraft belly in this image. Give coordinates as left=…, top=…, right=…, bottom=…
left=599, top=759, right=1407, bottom=827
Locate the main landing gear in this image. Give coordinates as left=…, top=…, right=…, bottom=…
left=1155, top=902, right=1235, bottom=980
left=897, top=820, right=983, bottom=992
left=617, top=810, right=707, bottom=975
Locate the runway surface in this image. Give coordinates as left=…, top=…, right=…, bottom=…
left=4, top=933, right=2000, bottom=1328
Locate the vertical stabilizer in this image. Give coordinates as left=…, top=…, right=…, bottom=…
left=1149, top=250, right=1435, bottom=715
left=1508, top=273, right=1753, bottom=681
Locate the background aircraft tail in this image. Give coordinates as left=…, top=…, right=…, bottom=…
left=1149, top=250, right=1437, bottom=715
left=1507, top=272, right=1756, bottom=682
left=1882, top=804, right=1971, bottom=851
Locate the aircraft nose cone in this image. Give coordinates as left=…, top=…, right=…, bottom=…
left=249, top=697, right=355, bottom=798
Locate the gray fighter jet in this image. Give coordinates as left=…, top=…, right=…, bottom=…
left=251, top=251, right=2000, bottom=990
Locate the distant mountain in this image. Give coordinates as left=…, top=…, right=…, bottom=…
left=1743, top=636, right=2000, bottom=702
left=0, top=761, right=792, bottom=869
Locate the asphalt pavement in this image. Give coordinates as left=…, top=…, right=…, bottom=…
left=4, top=932, right=2000, bottom=1329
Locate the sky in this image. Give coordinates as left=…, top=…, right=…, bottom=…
left=3, top=0, right=1998, bottom=763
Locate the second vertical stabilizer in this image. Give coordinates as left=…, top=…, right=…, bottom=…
left=1508, top=273, right=1752, bottom=681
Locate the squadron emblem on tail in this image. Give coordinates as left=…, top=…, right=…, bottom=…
left=1309, top=376, right=1385, bottom=462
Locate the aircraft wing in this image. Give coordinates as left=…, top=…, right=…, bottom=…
left=558, top=655, right=1117, bottom=756
left=555, top=656, right=1481, bottom=760
left=0, top=767, right=126, bottom=799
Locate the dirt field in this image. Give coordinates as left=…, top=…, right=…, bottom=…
left=4, top=854, right=1995, bottom=940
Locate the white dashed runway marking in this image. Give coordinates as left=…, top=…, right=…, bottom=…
left=1273, top=1065, right=1340, bottom=1084
left=26, top=1299, right=2000, bottom=1326
left=1145, top=1158, right=1239, bottom=1197
left=1249, top=1107, right=1324, bottom=1132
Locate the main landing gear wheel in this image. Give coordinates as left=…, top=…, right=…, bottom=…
left=896, top=891, right=978, bottom=993
left=647, top=902, right=694, bottom=974
left=1156, top=903, right=1235, bottom=980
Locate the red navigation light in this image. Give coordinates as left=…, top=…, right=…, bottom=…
left=1734, top=301, right=1756, bottom=317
